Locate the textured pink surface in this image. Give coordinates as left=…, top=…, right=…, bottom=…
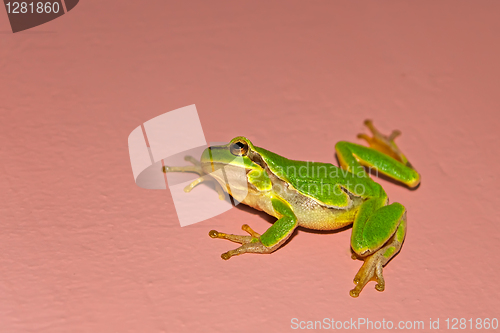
left=1, top=1, right=500, bottom=332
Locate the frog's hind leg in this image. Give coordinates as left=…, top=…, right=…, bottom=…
left=335, top=120, right=420, bottom=188
left=351, top=215, right=406, bottom=297
left=357, top=119, right=409, bottom=165
left=349, top=197, right=407, bottom=297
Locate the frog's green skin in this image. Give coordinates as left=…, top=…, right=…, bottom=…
left=163, top=120, right=420, bottom=297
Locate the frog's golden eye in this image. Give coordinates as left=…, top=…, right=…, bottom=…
left=230, top=140, right=249, bottom=156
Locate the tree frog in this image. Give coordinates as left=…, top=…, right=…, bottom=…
left=163, top=120, right=420, bottom=297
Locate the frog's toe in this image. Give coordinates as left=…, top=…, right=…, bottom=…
left=350, top=252, right=386, bottom=298
left=208, top=230, right=220, bottom=238
left=359, top=120, right=399, bottom=146
left=241, top=224, right=261, bottom=238
left=219, top=241, right=274, bottom=260
left=388, top=129, right=401, bottom=141
left=221, top=251, right=232, bottom=260
left=208, top=224, right=260, bottom=244
left=358, top=120, right=408, bottom=165
left=208, top=229, right=253, bottom=244
left=184, top=155, right=201, bottom=167
left=162, top=163, right=204, bottom=175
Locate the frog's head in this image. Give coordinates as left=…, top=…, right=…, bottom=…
left=200, top=137, right=268, bottom=198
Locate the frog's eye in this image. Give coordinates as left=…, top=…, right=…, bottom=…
left=230, top=140, right=249, bottom=156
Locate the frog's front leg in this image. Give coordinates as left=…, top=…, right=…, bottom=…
left=349, top=196, right=407, bottom=297
left=162, top=156, right=225, bottom=199
left=162, top=156, right=204, bottom=175
left=209, top=224, right=274, bottom=259
left=209, top=196, right=297, bottom=259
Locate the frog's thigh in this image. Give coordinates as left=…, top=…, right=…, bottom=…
left=351, top=198, right=406, bottom=256
left=260, top=197, right=298, bottom=248
left=350, top=214, right=406, bottom=297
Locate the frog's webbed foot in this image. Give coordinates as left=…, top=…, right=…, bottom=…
left=357, top=119, right=410, bottom=166
left=350, top=230, right=403, bottom=298
left=350, top=250, right=386, bottom=298
left=163, top=156, right=225, bottom=199
left=209, top=224, right=274, bottom=260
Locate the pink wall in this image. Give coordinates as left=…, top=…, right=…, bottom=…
left=1, top=1, right=499, bottom=332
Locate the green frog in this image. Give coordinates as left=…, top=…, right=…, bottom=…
left=163, top=120, right=420, bottom=297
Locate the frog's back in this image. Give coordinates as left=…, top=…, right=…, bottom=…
left=256, top=147, right=383, bottom=208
